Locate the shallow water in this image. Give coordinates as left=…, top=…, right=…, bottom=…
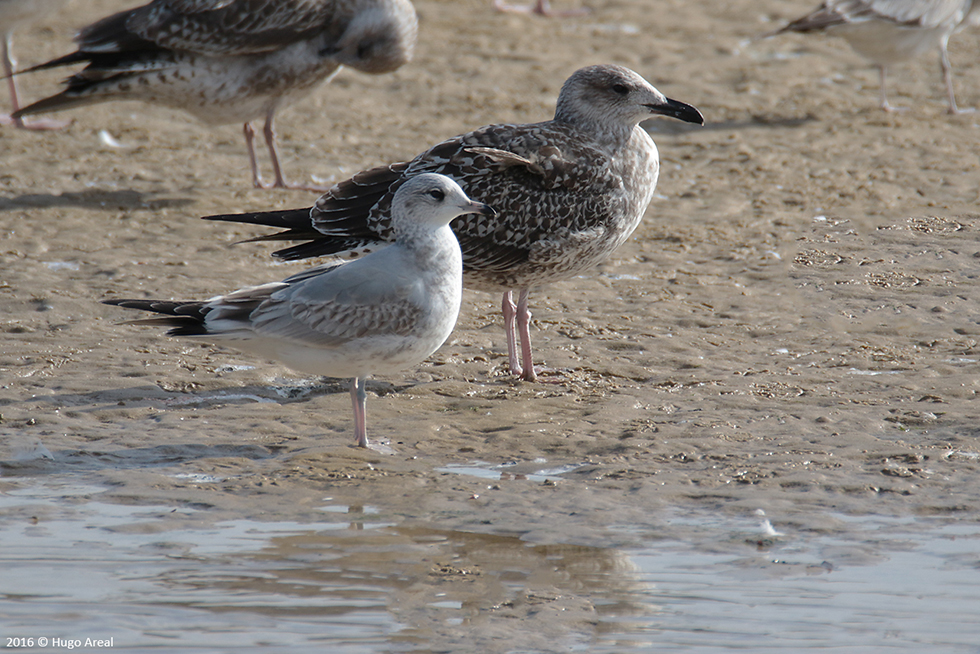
left=3, top=473, right=979, bottom=653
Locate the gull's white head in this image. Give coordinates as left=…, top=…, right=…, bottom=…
left=392, top=173, right=496, bottom=235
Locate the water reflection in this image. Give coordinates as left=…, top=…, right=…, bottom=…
left=0, top=480, right=644, bottom=652
left=2, top=478, right=979, bottom=652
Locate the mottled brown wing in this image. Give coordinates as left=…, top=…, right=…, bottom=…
left=295, top=122, right=623, bottom=272
left=309, top=161, right=410, bottom=239
left=404, top=124, right=622, bottom=273
left=129, top=0, right=338, bottom=55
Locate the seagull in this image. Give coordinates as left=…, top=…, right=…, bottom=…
left=206, top=64, right=703, bottom=381
left=771, top=0, right=976, bottom=113
left=103, top=174, right=495, bottom=449
left=12, top=0, right=418, bottom=189
left=0, top=0, right=73, bottom=130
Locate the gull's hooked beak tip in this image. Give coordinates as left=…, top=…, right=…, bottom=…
left=471, top=201, right=497, bottom=218
left=651, top=97, right=704, bottom=126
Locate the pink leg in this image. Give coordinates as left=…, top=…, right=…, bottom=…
left=243, top=121, right=266, bottom=188
left=502, top=291, right=523, bottom=376
left=939, top=42, right=969, bottom=115
left=350, top=377, right=368, bottom=448
left=1, top=34, right=70, bottom=131
left=493, top=0, right=589, bottom=16
left=878, top=66, right=892, bottom=112
left=515, top=288, right=537, bottom=382
left=250, top=109, right=328, bottom=192
left=262, top=110, right=289, bottom=189
left=877, top=66, right=905, bottom=113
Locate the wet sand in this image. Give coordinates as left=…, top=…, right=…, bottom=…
left=2, top=0, right=980, bottom=649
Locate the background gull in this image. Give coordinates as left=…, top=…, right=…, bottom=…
left=771, top=0, right=976, bottom=113
left=12, top=0, right=418, bottom=189
left=206, top=64, right=703, bottom=381
left=103, top=174, right=493, bottom=449
left=492, top=0, right=588, bottom=17
left=0, top=0, right=72, bottom=130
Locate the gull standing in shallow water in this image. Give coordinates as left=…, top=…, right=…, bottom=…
left=12, top=0, right=418, bottom=189
left=103, top=174, right=494, bottom=449
left=0, top=0, right=72, bottom=130
left=206, top=64, right=704, bottom=381
left=771, top=0, right=976, bottom=113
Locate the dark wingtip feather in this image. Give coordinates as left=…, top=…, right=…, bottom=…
left=102, top=298, right=149, bottom=309
left=204, top=208, right=323, bottom=244
left=102, top=298, right=211, bottom=336
left=14, top=51, right=94, bottom=77
left=164, top=323, right=212, bottom=337
left=11, top=90, right=91, bottom=119
left=203, top=207, right=313, bottom=229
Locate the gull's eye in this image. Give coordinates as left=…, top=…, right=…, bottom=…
left=428, top=189, right=445, bottom=201
left=611, top=83, right=629, bottom=96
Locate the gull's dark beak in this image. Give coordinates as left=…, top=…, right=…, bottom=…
left=467, top=200, right=496, bottom=218
left=649, top=97, right=704, bottom=125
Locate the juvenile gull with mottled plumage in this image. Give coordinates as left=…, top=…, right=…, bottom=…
left=771, top=0, right=976, bottom=113
left=104, top=174, right=493, bottom=449
left=207, top=64, right=703, bottom=381
left=13, top=0, right=418, bottom=189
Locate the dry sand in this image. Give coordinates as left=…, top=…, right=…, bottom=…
left=3, top=0, right=980, bottom=581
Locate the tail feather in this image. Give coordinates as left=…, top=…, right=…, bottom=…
left=204, top=207, right=322, bottom=245
left=14, top=51, right=94, bottom=76
left=11, top=7, right=168, bottom=118
left=12, top=89, right=107, bottom=118
left=775, top=8, right=848, bottom=34
left=239, top=230, right=318, bottom=244
left=102, top=298, right=210, bottom=336
left=12, top=58, right=165, bottom=118
left=205, top=162, right=408, bottom=260
left=205, top=207, right=314, bottom=230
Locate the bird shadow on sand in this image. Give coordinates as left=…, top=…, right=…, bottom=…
left=23, top=378, right=410, bottom=413
left=0, top=188, right=195, bottom=213
left=0, top=441, right=279, bottom=478
left=0, top=379, right=414, bottom=475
